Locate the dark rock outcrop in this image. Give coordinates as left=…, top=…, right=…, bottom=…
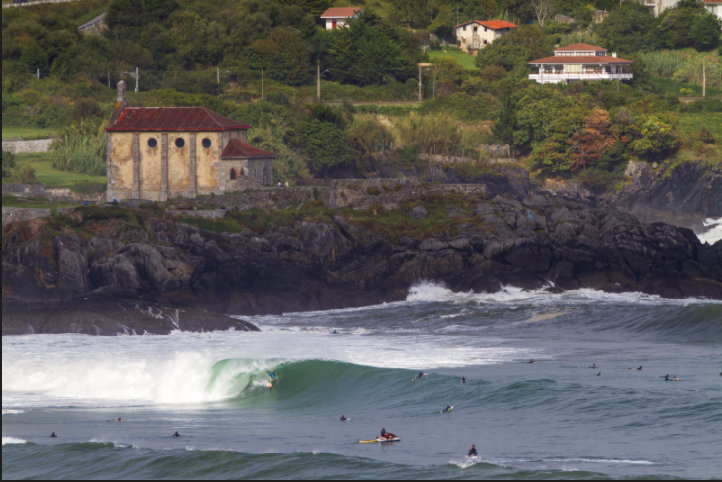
left=613, top=161, right=722, bottom=229
left=3, top=193, right=722, bottom=336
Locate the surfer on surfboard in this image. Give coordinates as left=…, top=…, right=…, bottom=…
left=441, top=405, right=453, bottom=413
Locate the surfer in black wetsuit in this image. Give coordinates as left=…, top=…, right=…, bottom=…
left=665, top=374, right=670, bottom=381
left=340, top=415, right=347, bottom=422
left=50, top=433, right=58, bottom=438
left=468, top=445, right=478, bottom=457
left=529, top=359, right=536, bottom=364
left=591, top=364, right=598, bottom=369
left=597, top=372, right=601, bottom=376
left=444, top=405, right=451, bottom=412
left=418, top=372, right=425, bottom=379
left=637, top=366, right=643, bottom=371
left=462, top=377, right=466, bottom=383
left=173, top=432, right=181, bottom=438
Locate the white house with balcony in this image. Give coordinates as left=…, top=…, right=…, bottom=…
left=454, top=20, right=517, bottom=52
left=528, top=44, right=633, bottom=85
left=320, top=7, right=363, bottom=30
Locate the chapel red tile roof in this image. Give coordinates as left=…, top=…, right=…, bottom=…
left=555, top=43, right=607, bottom=52
left=221, top=140, right=275, bottom=159
left=106, top=107, right=252, bottom=132
left=454, top=20, right=517, bottom=29
left=320, top=7, right=362, bottom=18
left=529, top=55, right=633, bottom=65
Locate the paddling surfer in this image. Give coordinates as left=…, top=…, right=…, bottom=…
left=461, top=377, right=466, bottom=384
left=50, top=432, right=58, bottom=438
left=173, top=432, right=181, bottom=438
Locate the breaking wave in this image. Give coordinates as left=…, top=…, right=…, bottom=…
left=697, top=218, right=722, bottom=245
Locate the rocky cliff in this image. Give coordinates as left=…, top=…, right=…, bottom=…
left=613, top=161, right=722, bottom=229
left=3, top=191, right=722, bottom=336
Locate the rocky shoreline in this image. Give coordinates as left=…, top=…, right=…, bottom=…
left=3, top=189, right=721, bottom=336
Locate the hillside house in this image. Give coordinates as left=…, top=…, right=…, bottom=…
left=704, top=0, right=722, bottom=21
left=105, top=81, right=274, bottom=202
left=528, top=43, right=633, bottom=84
left=320, top=7, right=363, bottom=30
left=454, top=20, right=517, bottom=52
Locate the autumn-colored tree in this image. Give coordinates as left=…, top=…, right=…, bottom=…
left=569, top=108, right=616, bottom=171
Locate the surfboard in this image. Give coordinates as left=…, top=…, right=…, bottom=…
left=359, top=440, right=377, bottom=444
left=440, top=406, right=454, bottom=413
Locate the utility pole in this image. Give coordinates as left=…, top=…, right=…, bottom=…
left=135, top=66, right=139, bottom=92
left=36, top=68, right=40, bottom=79
left=418, top=63, right=430, bottom=102
left=108, top=69, right=110, bottom=88
left=432, top=65, right=437, bottom=100
left=703, top=59, right=706, bottom=97
left=217, top=66, right=220, bottom=85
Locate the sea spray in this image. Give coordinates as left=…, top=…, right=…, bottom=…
left=697, top=218, right=722, bottom=245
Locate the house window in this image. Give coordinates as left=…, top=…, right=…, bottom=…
left=147, top=138, right=157, bottom=148
left=483, top=39, right=487, bottom=44
left=230, top=168, right=237, bottom=180
left=202, top=138, right=211, bottom=149
left=473, top=26, right=478, bottom=32
left=565, top=64, right=582, bottom=74
left=484, top=27, right=488, bottom=32
left=463, top=26, right=466, bottom=31
left=175, top=138, right=185, bottom=148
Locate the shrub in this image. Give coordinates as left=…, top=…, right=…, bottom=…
left=699, top=125, right=716, bottom=144
left=15, top=162, right=37, bottom=184
left=51, top=120, right=107, bottom=176
left=2, top=151, right=17, bottom=178
left=367, top=186, right=381, bottom=196
left=395, top=114, right=461, bottom=154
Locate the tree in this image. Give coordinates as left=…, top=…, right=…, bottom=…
left=691, top=14, right=722, bottom=51
left=569, top=108, right=616, bottom=171
left=278, top=0, right=332, bottom=16
left=530, top=0, right=554, bottom=28
left=492, top=95, right=517, bottom=144
left=389, top=0, right=426, bottom=28
left=299, top=120, right=352, bottom=173
left=629, top=115, right=679, bottom=161
left=475, top=25, right=554, bottom=73
left=2, top=151, right=17, bottom=178
left=595, top=2, right=656, bottom=53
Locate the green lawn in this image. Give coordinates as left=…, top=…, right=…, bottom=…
left=677, top=112, right=722, bottom=140
left=2, top=127, right=57, bottom=140
left=4, top=152, right=106, bottom=189
left=427, top=48, right=478, bottom=70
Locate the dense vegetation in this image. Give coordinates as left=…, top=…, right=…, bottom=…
left=2, top=0, right=721, bottom=193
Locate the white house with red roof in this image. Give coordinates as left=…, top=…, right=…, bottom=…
left=320, top=7, right=363, bottom=30
left=528, top=44, right=633, bottom=85
left=454, top=20, right=517, bottom=51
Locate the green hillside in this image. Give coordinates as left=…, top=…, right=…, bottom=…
left=2, top=0, right=721, bottom=192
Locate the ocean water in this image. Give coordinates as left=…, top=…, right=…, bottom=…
left=3, top=284, right=722, bottom=480
left=697, top=218, right=722, bottom=246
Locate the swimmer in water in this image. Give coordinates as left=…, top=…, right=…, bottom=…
left=173, top=432, right=181, bottom=437
left=340, top=415, right=347, bottom=421
left=529, top=359, right=536, bottom=364
left=50, top=433, right=58, bottom=438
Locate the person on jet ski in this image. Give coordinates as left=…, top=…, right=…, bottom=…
left=381, top=428, right=387, bottom=437
left=468, top=445, right=478, bottom=457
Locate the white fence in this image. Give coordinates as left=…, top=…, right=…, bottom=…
left=3, top=0, right=79, bottom=8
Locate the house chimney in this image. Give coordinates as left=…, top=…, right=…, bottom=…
left=612, top=52, right=617, bottom=58
left=117, top=80, right=126, bottom=103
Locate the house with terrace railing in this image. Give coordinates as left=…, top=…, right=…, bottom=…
left=528, top=44, right=633, bottom=85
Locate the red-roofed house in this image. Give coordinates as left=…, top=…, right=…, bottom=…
left=105, top=81, right=275, bottom=202
left=454, top=20, right=517, bottom=51
left=320, top=7, right=363, bottom=30
left=528, top=44, right=633, bottom=84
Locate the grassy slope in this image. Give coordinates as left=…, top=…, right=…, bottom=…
left=427, top=48, right=478, bottom=70
left=2, top=127, right=57, bottom=140
left=4, top=153, right=106, bottom=188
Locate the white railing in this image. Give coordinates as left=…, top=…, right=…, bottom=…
left=3, top=0, right=79, bottom=8
left=529, top=73, right=633, bottom=81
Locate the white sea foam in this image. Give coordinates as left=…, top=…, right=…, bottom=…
left=697, top=218, right=722, bottom=245
left=2, top=409, right=25, bottom=416
left=407, top=281, right=721, bottom=305
left=2, top=437, right=27, bottom=445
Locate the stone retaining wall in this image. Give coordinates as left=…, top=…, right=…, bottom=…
left=2, top=207, right=52, bottom=228
left=1, top=139, right=53, bottom=154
